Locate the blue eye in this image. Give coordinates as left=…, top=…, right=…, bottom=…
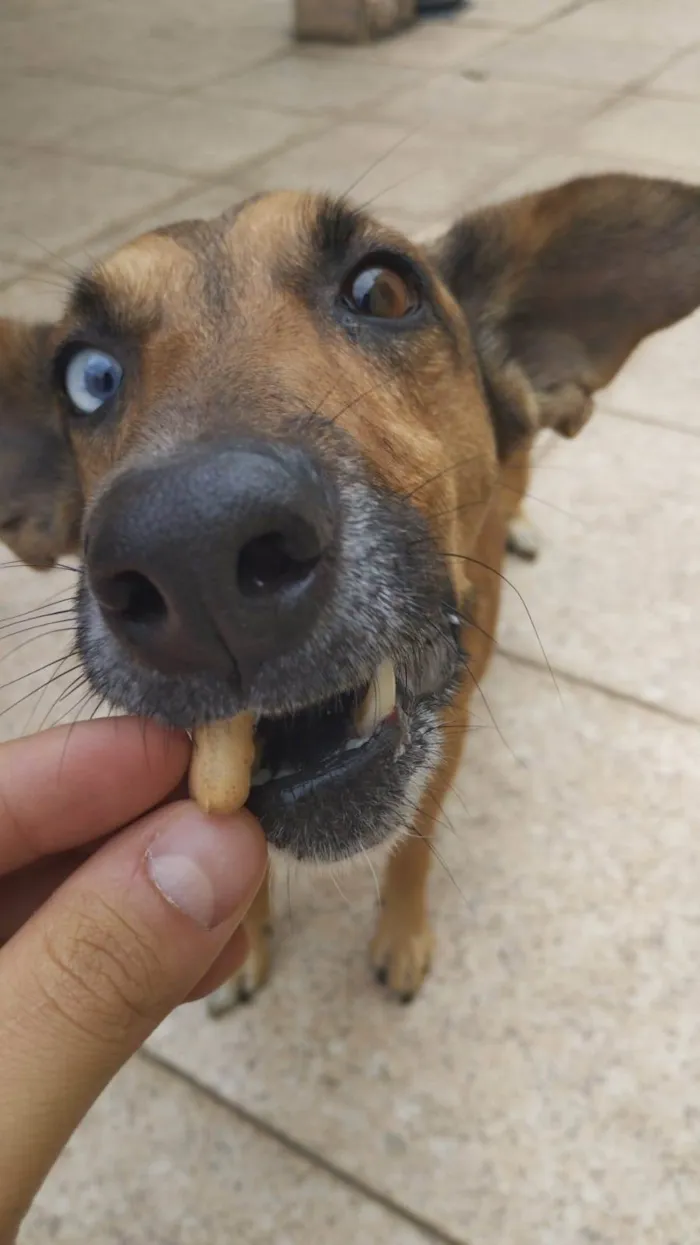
left=64, top=348, right=123, bottom=415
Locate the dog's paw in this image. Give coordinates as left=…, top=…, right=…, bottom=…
left=206, top=926, right=272, bottom=1017
left=506, top=513, right=540, bottom=562
left=370, top=912, right=434, bottom=1003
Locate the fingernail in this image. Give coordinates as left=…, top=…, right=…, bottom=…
left=145, top=804, right=265, bottom=929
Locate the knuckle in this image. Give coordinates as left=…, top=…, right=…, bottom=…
left=36, top=894, right=167, bottom=1044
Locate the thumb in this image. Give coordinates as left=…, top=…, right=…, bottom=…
left=0, top=800, right=266, bottom=1239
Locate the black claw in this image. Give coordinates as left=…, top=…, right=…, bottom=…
left=374, top=964, right=388, bottom=986
left=237, top=986, right=254, bottom=1004
left=506, top=535, right=538, bottom=563
left=399, top=990, right=415, bottom=1005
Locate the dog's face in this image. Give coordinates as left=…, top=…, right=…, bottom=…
left=57, top=192, right=493, bottom=862
left=2, top=176, right=700, bottom=862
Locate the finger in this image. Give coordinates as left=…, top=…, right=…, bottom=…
left=0, top=800, right=266, bottom=1237
left=0, top=855, right=83, bottom=942
left=0, top=718, right=190, bottom=873
left=0, top=871, right=257, bottom=1000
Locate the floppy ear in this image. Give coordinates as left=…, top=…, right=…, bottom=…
left=433, top=173, right=700, bottom=456
left=0, top=317, right=82, bottom=569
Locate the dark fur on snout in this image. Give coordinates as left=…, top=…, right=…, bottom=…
left=3, top=174, right=700, bottom=998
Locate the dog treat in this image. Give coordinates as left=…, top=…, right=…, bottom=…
left=190, top=713, right=256, bottom=814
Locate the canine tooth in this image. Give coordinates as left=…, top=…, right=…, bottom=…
left=343, top=734, right=369, bottom=752
left=250, top=767, right=273, bottom=788
left=354, top=659, right=396, bottom=738
left=273, top=763, right=299, bottom=780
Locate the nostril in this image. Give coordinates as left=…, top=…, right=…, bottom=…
left=237, top=531, right=321, bottom=598
left=95, top=570, right=168, bottom=627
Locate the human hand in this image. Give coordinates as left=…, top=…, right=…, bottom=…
left=0, top=717, right=267, bottom=1242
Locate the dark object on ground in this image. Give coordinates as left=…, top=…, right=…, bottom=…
left=418, top=0, right=470, bottom=13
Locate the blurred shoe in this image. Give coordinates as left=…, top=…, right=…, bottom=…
left=417, top=0, right=470, bottom=13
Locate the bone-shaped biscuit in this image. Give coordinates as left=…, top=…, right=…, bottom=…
left=190, top=712, right=256, bottom=814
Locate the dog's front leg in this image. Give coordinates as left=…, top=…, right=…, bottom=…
left=371, top=489, right=506, bottom=1002
left=371, top=737, right=464, bottom=1002
left=504, top=438, right=540, bottom=562
left=370, top=810, right=437, bottom=1003
left=207, top=867, right=273, bottom=1015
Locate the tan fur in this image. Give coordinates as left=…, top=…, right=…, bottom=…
left=2, top=174, right=700, bottom=1000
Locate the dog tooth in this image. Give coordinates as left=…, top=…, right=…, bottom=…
left=273, top=762, right=299, bottom=780
left=250, top=767, right=273, bottom=788
left=343, top=734, right=369, bottom=752
left=354, top=659, right=396, bottom=738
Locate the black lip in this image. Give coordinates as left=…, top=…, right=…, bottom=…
left=248, top=713, right=405, bottom=858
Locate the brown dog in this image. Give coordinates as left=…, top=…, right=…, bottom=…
left=1, top=174, right=699, bottom=1009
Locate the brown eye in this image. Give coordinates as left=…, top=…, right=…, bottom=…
left=343, top=263, right=420, bottom=319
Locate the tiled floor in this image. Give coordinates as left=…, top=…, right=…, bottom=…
left=1, top=1, right=699, bottom=1242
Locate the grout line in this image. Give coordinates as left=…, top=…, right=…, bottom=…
left=496, top=647, right=700, bottom=730
left=140, top=1047, right=470, bottom=1245
left=631, top=36, right=700, bottom=99
left=532, top=0, right=598, bottom=31
left=15, top=43, right=293, bottom=98
left=0, top=118, right=338, bottom=281
left=599, top=405, right=700, bottom=439
left=1, top=110, right=330, bottom=181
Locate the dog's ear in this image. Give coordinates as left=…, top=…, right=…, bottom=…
left=433, top=174, right=700, bottom=456
left=0, top=317, right=82, bottom=569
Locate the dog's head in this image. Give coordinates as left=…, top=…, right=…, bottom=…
left=2, top=175, right=699, bottom=861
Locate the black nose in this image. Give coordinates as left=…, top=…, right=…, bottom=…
left=85, top=441, right=336, bottom=690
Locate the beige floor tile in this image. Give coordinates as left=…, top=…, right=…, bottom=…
left=202, top=55, right=424, bottom=114
left=548, top=0, right=700, bottom=47
left=601, top=308, right=700, bottom=434
left=362, top=148, right=521, bottom=217
left=0, top=271, right=72, bottom=321
left=300, top=22, right=507, bottom=69
left=22, top=1056, right=431, bottom=1245
left=0, top=182, right=252, bottom=318
left=148, top=660, right=700, bottom=1245
left=0, top=147, right=193, bottom=264
left=456, top=0, right=576, bottom=25
left=498, top=413, right=700, bottom=718
left=483, top=149, right=700, bottom=205
left=0, top=554, right=86, bottom=745
left=0, top=75, right=157, bottom=147
left=62, top=96, right=320, bottom=177
left=63, top=182, right=251, bottom=266
left=379, top=209, right=452, bottom=242
left=647, top=46, right=700, bottom=98
left=236, top=121, right=413, bottom=195
left=239, top=122, right=520, bottom=217
left=0, top=258, right=25, bottom=286
left=476, top=29, right=675, bottom=90
left=0, top=10, right=287, bottom=90
left=369, top=74, right=608, bottom=146
left=579, top=95, right=700, bottom=172
left=109, top=0, right=292, bottom=32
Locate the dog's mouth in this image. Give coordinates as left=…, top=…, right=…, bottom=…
left=250, top=659, right=401, bottom=799
left=76, top=458, right=465, bottom=863
left=241, top=651, right=446, bottom=861
left=79, top=571, right=463, bottom=862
